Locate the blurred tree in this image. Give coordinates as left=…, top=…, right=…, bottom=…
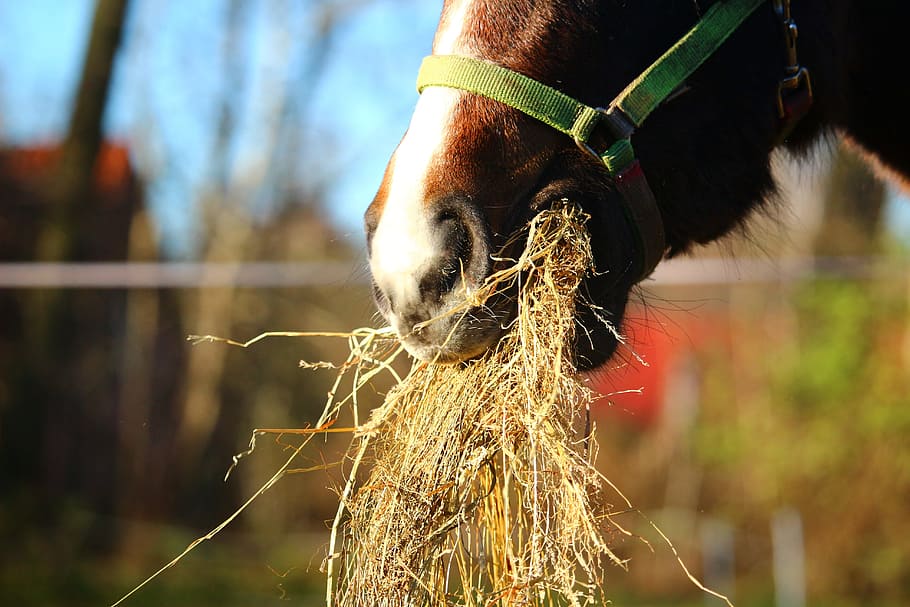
left=24, top=0, right=135, bottom=557
left=117, top=0, right=383, bottom=534
left=39, top=0, right=132, bottom=264
left=0, top=1, right=400, bottom=603
left=172, top=0, right=251, bottom=498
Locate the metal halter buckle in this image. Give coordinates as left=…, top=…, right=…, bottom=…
left=777, top=66, right=813, bottom=119
left=573, top=106, right=636, bottom=161
left=773, top=0, right=813, bottom=120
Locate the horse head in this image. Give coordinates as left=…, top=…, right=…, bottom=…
left=364, top=0, right=834, bottom=369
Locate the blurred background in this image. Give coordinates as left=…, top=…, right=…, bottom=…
left=0, top=1, right=907, bottom=605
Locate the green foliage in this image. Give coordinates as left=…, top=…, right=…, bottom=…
left=692, top=278, right=910, bottom=601
left=781, top=281, right=908, bottom=414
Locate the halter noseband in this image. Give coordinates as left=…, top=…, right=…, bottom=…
left=416, top=0, right=812, bottom=281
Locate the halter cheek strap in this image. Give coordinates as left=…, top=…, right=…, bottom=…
left=416, top=0, right=786, bottom=282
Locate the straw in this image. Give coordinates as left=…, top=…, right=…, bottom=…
left=330, top=203, right=630, bottom=606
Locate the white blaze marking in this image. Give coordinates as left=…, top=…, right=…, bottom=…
left=370, top=1, right=476, bottom=328
left=370, top=88, right=460, bottom=320
left=435, top=0, right=473, bottom=54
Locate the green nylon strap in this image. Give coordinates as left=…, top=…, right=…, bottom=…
left=602, top=139, right=635, bottom=175
left=615, top=0, right=766, bottom=126
left=417, top=0, right=766, bottom=142
left=417, top=54, right=602, bottom=143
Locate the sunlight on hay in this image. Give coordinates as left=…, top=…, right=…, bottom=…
left=328, top=203, right=628, bottom=606
left=113, top=203, right=732, bottom=607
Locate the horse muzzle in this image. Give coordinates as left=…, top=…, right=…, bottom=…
left=366, top=194, right=505, bottom=363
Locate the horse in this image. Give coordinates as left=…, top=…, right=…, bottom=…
left=363, top=0, right=910, bottom=370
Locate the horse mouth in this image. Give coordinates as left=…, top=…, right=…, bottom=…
left=373, top=276, right=515, bottom=364
left=403, top=308, right=507, bottom=363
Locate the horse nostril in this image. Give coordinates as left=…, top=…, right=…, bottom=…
left=435, top=208, right=458, bottom=223
left=364, top=203, right=382, bottom=256
left=438, top=204, right=476, bottom=252
left=418, top=206, right=473, bottom=298
left=419, top=259, right=461, bottom=302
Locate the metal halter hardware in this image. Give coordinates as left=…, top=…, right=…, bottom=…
left=773, top=0, right=814, bottom=133
left=573, top=106, right=635, bottom=161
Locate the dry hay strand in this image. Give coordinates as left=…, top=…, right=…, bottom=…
left=330, top=203, right=629, bottom=606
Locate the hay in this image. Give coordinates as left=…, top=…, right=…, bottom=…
left=114, top=202, right=732, bottom=607
left=328, top=203, right=629, bottom=606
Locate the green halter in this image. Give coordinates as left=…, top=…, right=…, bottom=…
left=416, top=0, right=768, bottom=280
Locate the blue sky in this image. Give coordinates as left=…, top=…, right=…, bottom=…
left=0, top=0, right=440, bottom=256
left=0, top=2, right=95, bottom=139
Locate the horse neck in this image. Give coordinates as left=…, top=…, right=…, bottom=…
left=824, top=1, right=910, bottom=182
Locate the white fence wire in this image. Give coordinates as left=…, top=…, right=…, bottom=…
left=0, top=256, right=903, bottom=288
